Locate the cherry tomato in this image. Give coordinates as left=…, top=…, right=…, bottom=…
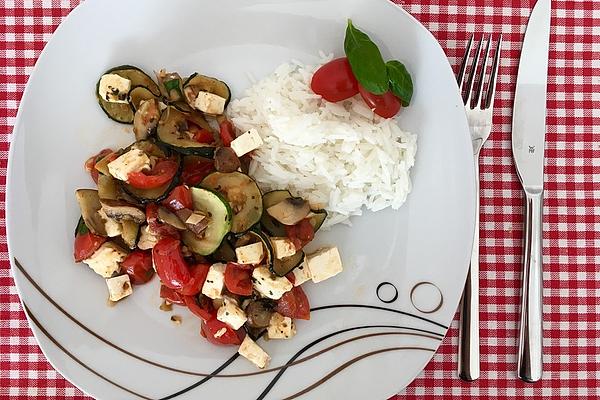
left=182, top=156, right=214, bottom=187
left=311, top=57, right=359, bottom=102
left=146, top=203, right=180, bottom=237
left=219, top=120, right=236, bottom=147
left=160, top=285, right=186, bottom=305
left=179, top=263, right=210, bottom=296
left=184, top=294, right=216, bottom=321
left=193, top=128, right=215, bottom=144
left=275, top=286, right=310, bottom=320
left=152, top=237, right=191, bottom=290
left=285, top=218, right=315, bottom=250
left=358, top=85, right=401, bottom=119
left=84, top=148, right=113, bottom=184
left=127, top=159, right=178, bottom=189
left=121, top=250, right=154, bottom=285
left=201, top=318, right=246, bottom=345
left=224, top=263, right=253, bottom=296
left=73, top=232, right=106, bottom=263
left=162, top=185, right=192, bottom=211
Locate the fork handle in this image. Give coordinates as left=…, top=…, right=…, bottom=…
left=458, top=160, right=480, bottom=381
left=517, top=190, right=544, bottom=382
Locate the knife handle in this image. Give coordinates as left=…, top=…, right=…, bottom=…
left=517, top=190, right=544, bottom=382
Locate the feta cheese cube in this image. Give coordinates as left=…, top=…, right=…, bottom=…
left=252, top=267, right=292, bottom=300
left=107, top=149, right=151, bottom=181
left=235, top=242, right=264, bottom=265
left=306, top=247, right=343, bottom=283
left=230, top=128, right=263, bottom=157
left=238, top=336, right=270, bottom=369
left=193, top=91, right=226, bottom=114
left=270, top=237, right=296, bottom=259
left=202, top=263, right=226, bottom=299
left=84, top=242, right=128, bottom=278
left=106, top=274, right=133, bottom=302
left=98, top=73, right=131, bottom=103
left=98, top=208, right=122, bottom=238
left=266, top=312, right=296, bottom=340
left=137, top=225, right=159, bottom=250
left=291, top=261, right=311, bottom=286
left=217, top=298, right=247, bottom=330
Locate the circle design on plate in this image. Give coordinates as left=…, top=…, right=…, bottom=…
left=376, top=282, right=399, bottom=304
left=410, top=282, right=443, bottom=314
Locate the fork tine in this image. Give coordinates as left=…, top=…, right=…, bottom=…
left=457, top=34, right=474, bottom=94
left=473, top=36, right=491, bottom=109
left=485, top=34, right=503, bottom=109
left=465, top=37, right=484, bottom=106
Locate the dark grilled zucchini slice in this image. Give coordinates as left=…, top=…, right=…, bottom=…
left=157, top=106, right=215, bottom=157
left=129, top=86, right=159, bottom=111
left=271, top=251, right=304, bottom=277
left=183, top=73, right=231, bottom=113
left=260, top=190, right=292, bottom=236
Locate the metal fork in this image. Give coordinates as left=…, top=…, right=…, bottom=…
left=456, top=34, right=502, bottom=382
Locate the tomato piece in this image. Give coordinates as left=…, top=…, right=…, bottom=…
left=121, top=250, right=154, bottom=285
left=358, top=85, right=401, bottom=119
left=84, top=148, right=113, bottom=184
left=152, top=237, right=191, bottom=290
left=201, top=318, right=246, bottom=345
left=162, top=185, right=193, bottom=211
left=179, top=263, right=210, bottom=296
left=127, top=159, right=178, bottom=189
left=285, top=219, right=315, bottom=250
left=194, top=129, right=215, bottom=144
left=311, top=57, right=359, bottom=102
left=275, top=286, right=310, bottom=320
left=285, top=272, right=296, bottom=285
left=184, top=294, right=216, bottom=321
left=224, top=263, right=253, bottom=296
left=73, top=232, right=106, bottom=263
left=219, top=120, right=236, bottom=147
left=146, top=203, right=180, bottom=237
left=160, top=285, right=185, bottom=305
left=182, top=157, right=215, bottom=187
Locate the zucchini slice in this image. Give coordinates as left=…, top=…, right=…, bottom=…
left=75, top=189, right=107, bottom=236
left=120, top=153, right=182, bottom=204
left=97, top=175, right=120, bottom=200
left=201, top=171, right=262, bottom=234
left=129, top=86, right=159, bottom=111
left=271, top=251, right=304, bottom=277
left=209, top=238, right=237, bottom=263
left=183, top=73, right=231, bottom=113
left=181, top=187, right=232, bottom=255
left=307, top=209, right=328, bottom=232
left=260, top=190, right=292, bottom=236
left=157, top=106, right=215, bottom=157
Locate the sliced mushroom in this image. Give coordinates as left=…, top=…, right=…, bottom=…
left=266, top=197, right=311, bottom=226
left=75, top=189, right=107, bottom=236
left=133, top=98, right=160, bottom=141
left=121, top=220, right=140, bottom=249
left=245, top=299, right=275, bottom=329
left=100, top=199, right=146, bottom=224
left=214, top=146, right=241, bottom=173
left=158, top=206, right=187, bottom=230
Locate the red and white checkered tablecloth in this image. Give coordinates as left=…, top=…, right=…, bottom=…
left=0, top=0, right=598, bottom=399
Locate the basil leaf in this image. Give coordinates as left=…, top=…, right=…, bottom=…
left=386, top=60, right=413, bottom=106
left=75, top=216, right=89, bottom=237
left=344, top=19, right=388, bottom=95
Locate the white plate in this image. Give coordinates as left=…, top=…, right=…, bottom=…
left=7, top=0, right=475, bottom=399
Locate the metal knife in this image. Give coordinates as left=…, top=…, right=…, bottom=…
left=512, top=0, right=551, bottom=383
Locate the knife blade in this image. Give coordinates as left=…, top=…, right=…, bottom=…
left=511, top=0, right=551, bottom=383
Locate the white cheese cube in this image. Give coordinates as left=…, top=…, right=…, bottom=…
left=185, top=212, right=206, bottom=225
left=235, top=242, right=264, bottom=265
left=98, top=208, right=122, bottom=238
left=238, top=336, right=270, bottom=369
left=270, top=237, right=296, bottom=260
left=106, top=274, right=133, bottom=302
left=107, top=149, right=151, bottom=181
left=217, top=299, right=247, bottom=330
left=193, top=91, right=226, bottom=114
left=202, top=263, right=226, bottom=299
left=137, top=225, right=159, bottom=250
left=266, top=312, right=296, bottom=339
left=84, top=242, right=128, bottom=278
left=230, top=128, right=263, bottom=157
left=291, top=261, right=311, bottom=286
left=306, top=247, right=343, bottom=283
left=252, top=267, right=292, bottom=300
left=98, top=73, right=131, bottom=103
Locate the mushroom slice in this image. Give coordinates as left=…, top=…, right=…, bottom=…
left=75, top=189, right=107, bottom=236
left=158, top=206, right=187, bottom=230
left=100, top=199, right=146, bottom=224
left=214, top=147, right=241, bottom=173
left=266, top=197, right=311, bottom=226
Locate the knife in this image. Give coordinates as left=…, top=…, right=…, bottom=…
left=512, top=0, right=551, bottom=383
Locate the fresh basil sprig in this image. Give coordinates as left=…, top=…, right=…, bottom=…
left=344, top=19, right=413, bottom=106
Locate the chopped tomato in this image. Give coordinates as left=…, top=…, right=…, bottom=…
left=73, top=229, right=106, bottom=263
left=160, top=285, right=185, bottom=305
left=224, top=263, right=253, bottom=296
left=285, top=272, right=296, bottom=285
left=127, top=159, right=178, bottom=189
left=358, top=84, right=401, bottom=119
left=201, top=318, right=246, bottom=345
left=219, top=120, right=235, bottom=147
left=146, top=203, right=180, bottom=237
left=275, top=286, right=310, bottom=320
left=184, top=294, right=216, bottom=321
left=179, top=263, right=210, bottom=296
left=311, top=57, right=359, bottom=102
left=121, top=250, right=154, bottom=285
left=194, top=129, right=215, bottom=144
left=285, top=218, right=315, bottom=250
left=182, top=156, right=214, bottom=186
left=84, top=148, right=112, bottom=184
left=162, top=185, right=192, bottom=211
left=152, top=237, right=191, bottom=290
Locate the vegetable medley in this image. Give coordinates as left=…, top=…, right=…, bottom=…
left=74, top=65, right=344, bottom=369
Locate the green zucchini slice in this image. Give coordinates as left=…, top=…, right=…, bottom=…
left=157, top=106, right=215, bottom=157
left=201, top=171, right=262, bottom=234
left=307, top=209, right=328, bottom=232
left=260, top=190, right=292, bottom=236
left=271, top=251, right=304, bottom=277
left=181, top=187, right=232, bottom=255
left=183, top=73, right=231, bottom=113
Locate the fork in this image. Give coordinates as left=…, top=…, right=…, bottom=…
left=456, top=34, right=502, bottom=382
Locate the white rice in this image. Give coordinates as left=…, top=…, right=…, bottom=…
left=228, top=57, right=417, bottom=228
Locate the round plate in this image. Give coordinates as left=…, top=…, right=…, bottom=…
left=6, top=0, right=475, bottom=399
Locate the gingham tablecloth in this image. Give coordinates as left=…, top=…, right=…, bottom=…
left=1, top=0, right=599, bottom=399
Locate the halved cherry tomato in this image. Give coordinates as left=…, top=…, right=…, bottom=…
left=73, top=232, right=106, bottom=263
left=127, top=159, right=178, bottom=189
left=311, top=57, right=359, bottom=102
left=146, top=203, right=180, bottom=238
left=201, top=318, right=246, bottom=345
left=184, top=294, right=216, bottom=321
left=194, top=129, right=215, bottom=144
left=285, top=218, right=315, bottom=251
left=358, top=84, right=401, bottom=119
left=84, top=148, right=113, bottom=184
left=160, top=285, right=185, bottom=305
left=152, top=237, right=191, bottom=290
left=121, top=250, right=154, bottom=285
left=224, top=263, right=253, bottom=296
left=275, top=286, right=310, bottom=320
left=182, top=157, right=215, bottom=187
left=179, top=263, right=210, bottom=296
left=219, top=120, right=235, bottom=147
left=162, top=185, right=192, bottom=211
